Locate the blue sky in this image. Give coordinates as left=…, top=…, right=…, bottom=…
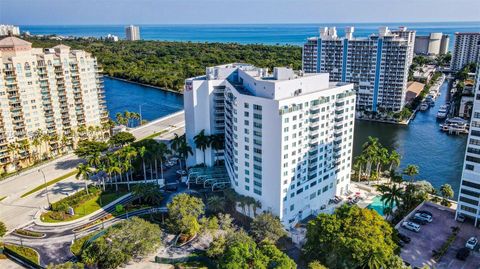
left=1, top=0, right=480, bottom=25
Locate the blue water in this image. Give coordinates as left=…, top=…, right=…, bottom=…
left=104, top=77, right=183, bottom=122
left=21, top=22, right=480, bottom=49
left=354, top=81, right=466, bottom=197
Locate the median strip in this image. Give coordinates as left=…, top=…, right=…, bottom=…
left=21, top=170, right=77, bottom=198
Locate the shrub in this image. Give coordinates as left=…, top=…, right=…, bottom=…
left=4, top=244, right=39, bottom=265
left=14, top=229, right=45, bottom=238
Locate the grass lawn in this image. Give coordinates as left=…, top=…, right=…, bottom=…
left=71, top=232, right=96, bottom=257
left=4, top=244, right=40, bottom=265
left=137, top=130, right=168, bottom=142
left=41, top=191, right=127, bottom=223
left=21, top=170, right=77, bottom=198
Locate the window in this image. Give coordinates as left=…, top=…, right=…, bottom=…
left=462, top=180, right=480, bottom=189
left=244, top=103, right=249, bottom=108
left=253, top=104, right=262, bottom=111
left=460, top=205, right=477, bottom=214
left=459, top=196, right=479, bottom=206
left=466, top=155, right=480, bottom=164
left=460, top=188, right=480, bottom=198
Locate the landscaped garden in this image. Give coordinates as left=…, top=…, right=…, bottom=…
left=3, top=244, right=40, bottom=266
left=40, top=186, right=127, bottom=223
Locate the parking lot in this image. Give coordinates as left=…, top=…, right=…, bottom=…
left=399, top=202, right=480, bottom=269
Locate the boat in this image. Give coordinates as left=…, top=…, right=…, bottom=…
left=439, top=117, right=469, bottom=135
left=419, top=102, right=429, bottom=111
left=436, top=105, right=448, bottom=119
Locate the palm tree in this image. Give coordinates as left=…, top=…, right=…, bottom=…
left=388, top=150, right=401, bottom=172
left=41, top=134, right=51, bottom=158
left=132, top=184, right=162, bottom=205
left=138, top=146, right=147, bottom=183
left=209, top=134, right=225, bottom=165
left=121, top=146, right=137, bottom=190
left=177, top=142, right=193, bottom=170
left=32, top=136, right=42, bottom=162
left=87, top=151, right=101, bottom=169
left=106, top=155, right=122, bottom=192
left=379, top=183, right=404, bottom=209
left=194, top=129, right=210, bottom=165
left=156, top=142, right=171, bottom=181
left=206, top=195, right=225, bottom=213
left=252, top=200, right=262, bottom=217
left=76, top=163, right=92, bottom=194
left=170, top=133, right=184, bottom=153
left=403, top=164, right=419, bottom=183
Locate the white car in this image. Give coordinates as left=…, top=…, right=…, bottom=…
left=402, top=221, right=420, bottom=232
left=414, top=213, right=432, bottom=223
left=465, top=237, right=478, bottom=250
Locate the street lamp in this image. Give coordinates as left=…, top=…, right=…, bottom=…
left=139, top=103, right=147, bottom=125
left=38, top=169, right=51, bottom=208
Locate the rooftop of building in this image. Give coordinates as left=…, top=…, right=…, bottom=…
left=0, top=36, right=31, bottom=48
left=306, top=26, right=413, bottom=42
left=192, top=63, right=352, bottom=100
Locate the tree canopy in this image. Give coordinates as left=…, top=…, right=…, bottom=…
left=250, top=212, right=286, bottom=243
left=27, top=38, right=302, bottom=91
left=81, top=217, right=161, bottom=269
left=109, top=132, right=136, bottom=147
left=167, top=193, right=205, bottom=236
left=303, top=205, right=398, bottom=269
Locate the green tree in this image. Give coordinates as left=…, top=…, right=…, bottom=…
left=439, top=184, right=454, bottom=206
left=209, top=134, right=225, bottom=165
left=379, top=183, right=404, bottom=210
left=308, top=261, right=328, bottom=269
left=167, top=193, right=204, bottom=237
left=207, top=195, right=226, bottom=213
left=403, top=164, right=419, bottom=182
left=194, top=129, right=210, bottom=165
left=250, top=212, right=287, bottom=243
left=0, top=221, right=6, bottom=237
left=75, top=163, right=92, bottom=194
left=81, top=217, right=161, bottom=269
left=109, top=132, right=135, bottom=147
left=132, top=184, right=162, bottom=205
left=74, top=140, right=108, bottom=159
left=303, top=205, right=397, bottom=269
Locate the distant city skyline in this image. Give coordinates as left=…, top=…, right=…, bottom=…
left=1, top=0, right=480, bottom=25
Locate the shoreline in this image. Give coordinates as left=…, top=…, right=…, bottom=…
left=104, top=76, right=184, bottom=95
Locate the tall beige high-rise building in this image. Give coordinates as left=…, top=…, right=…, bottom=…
left=125, top=25, right=141, bottom=41
left=0, top=37, right=108, bottom=172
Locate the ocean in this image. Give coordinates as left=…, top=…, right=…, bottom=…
left=21, top=22, right=480, bottom=49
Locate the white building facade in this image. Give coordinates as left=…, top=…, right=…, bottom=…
left=125, top=25, right=140, bottom=41
left=451, top=32, right=480, bottom=71
left=457, top=56, right=480, bottom=227
left=184, top=64, right=356, bottom=227
left=303, top=26, right=413, bottom=113
left=0, top=37, right=108, bottom=172
left=414, top=33, right=450, bottom=56
left=0, top=25, right=20, bottom=36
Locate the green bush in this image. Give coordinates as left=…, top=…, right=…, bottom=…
left=4, top=244, right=39, bottom=265
left=14, top=229, right=45, bottom=238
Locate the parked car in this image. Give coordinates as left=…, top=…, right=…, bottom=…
left=416, top=210, right=433, bottom=217
left=456, top=247, right=470, bottom=261
left=414, top=213, right=433, bottom=223
left=164, top=183, right=178, bottom=192
left=398, top=233, right=411, bottom=243
left=410, top=216, right=428, bottom=225
left=465, top=237, right=478, bottom=250
left=402, top=221, right=420, bottom=232
left=456, top=214, right=466, bottom=223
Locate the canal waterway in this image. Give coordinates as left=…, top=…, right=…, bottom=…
left=104, top=77, right=467, bottom=194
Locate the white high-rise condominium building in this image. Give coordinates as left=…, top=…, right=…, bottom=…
left=0, top=37, right=108, bottom=172
left=303, top=26, right=413, bottom=113
left=456, top=56, right=480, bottom=227
left=125, top=25, right=140, bottom=41
left=0, top=25, right=20, bottom=36
left=184, top=63, right=356, bottom=227
left=451, top=32, right=480, bottom=71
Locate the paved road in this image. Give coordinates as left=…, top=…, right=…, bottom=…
left=0, top=111, right=185, bottom=230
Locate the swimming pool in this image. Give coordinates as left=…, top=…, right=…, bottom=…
left=366, top=196, right=396, bottom=216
